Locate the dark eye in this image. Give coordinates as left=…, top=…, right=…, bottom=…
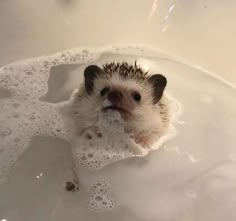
left=132, top=91, right=141, bottom=102
left=100, top=87, right=110, bottom=96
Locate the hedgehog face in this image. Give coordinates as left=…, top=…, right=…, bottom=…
left=83, top=63, right=167, bottom=120
left=96, top=79, right=147, bottom=120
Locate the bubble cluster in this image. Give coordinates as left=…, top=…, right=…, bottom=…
left=72, top=111, right=146, bottom=171
left=0, top=45, right=180, bottom=186
left=88, top=179, right=115, bottom=212
left=0, top=48, right=100, bottom=183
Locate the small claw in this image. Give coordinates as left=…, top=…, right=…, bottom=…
left=65, top=181, right=79, bottom=192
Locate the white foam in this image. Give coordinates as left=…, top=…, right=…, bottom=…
left=0, top=45, right=181, bottom=214
left=1, top=45, right=236, bottom=220
left=0, top=48, right=101, bottom=183
left=72, top=111, right=146, bottom=171
left=88, top=179, right=115, bottom=212
left=72, top=94, right=180, bottom=172
left=0, top=45, right=181, bottom=183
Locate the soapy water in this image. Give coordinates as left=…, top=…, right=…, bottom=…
left=0, top=45, right=236, bottom=221
left=72, top=110, right=145, bottom=171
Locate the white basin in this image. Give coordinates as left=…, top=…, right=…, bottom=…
left=0, top=1, right=236, bottom=221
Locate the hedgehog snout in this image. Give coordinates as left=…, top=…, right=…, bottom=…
left=107, top=90, right=123, bottom=105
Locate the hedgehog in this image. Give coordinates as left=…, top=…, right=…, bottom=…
left=65, top=61, right=170, bottom=192
left=69, top=61, right=170, bottom=148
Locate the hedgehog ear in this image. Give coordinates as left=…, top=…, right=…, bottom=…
left=84, top=65, right=101, bottom=95
left=148, top=74, right=167, bottom=104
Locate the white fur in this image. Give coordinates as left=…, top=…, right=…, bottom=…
left=69, top=74, right=169, bottom=148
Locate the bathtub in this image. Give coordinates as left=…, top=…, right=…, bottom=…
left=0, top=0, right=236, bottom=220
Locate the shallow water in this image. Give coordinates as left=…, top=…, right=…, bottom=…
left=0, top=46, right=236, bottom=221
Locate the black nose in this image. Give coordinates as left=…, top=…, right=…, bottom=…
left=108, top=90, right=123, bottom=104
